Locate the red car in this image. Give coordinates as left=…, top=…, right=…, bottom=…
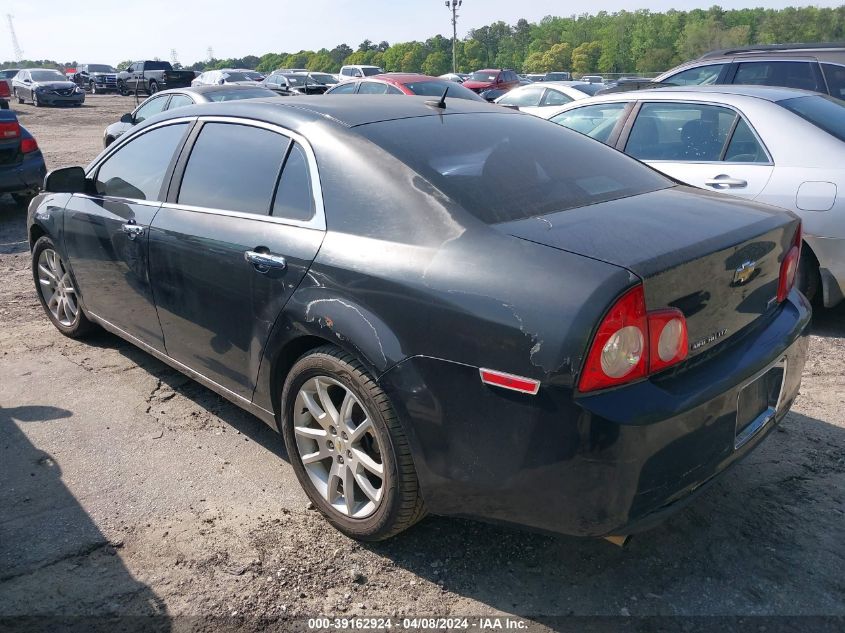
left=326, top=73, right=484, bottom=101
left=462, top=69, right=521, bottom=95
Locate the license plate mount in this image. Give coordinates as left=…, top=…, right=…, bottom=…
left=735, top=358, right=787, bottom=450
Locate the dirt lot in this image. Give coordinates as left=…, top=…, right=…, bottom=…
left=1, top=95, right=844, bottom=631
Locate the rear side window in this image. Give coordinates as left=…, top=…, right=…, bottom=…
left=272, top=143, right=315, bottom=221
left=498, top=86, right=545, bottom=107
left=625, top=103, right=736, bottom=162
left=328, top=82, right=357, bottom=94
left=724, top=119, right=768, bottom=163
left=778, top=94, right=845, bottom=143
left=358, top=82, right=388, bottom=94
left=821, top=63, right=845, bottom=99
left=178, top=123, right=289, bottom=215
left=96, top=123, right=188, bottom=200
left=664, top=64, right=725, bottom=86
left=733, top=61, right=823, bottom=92
left=360, top=113, right=670, bottom=224
left=166, top=94, right=194, bottom=110
left=542, top=89, right=573, bottom=107
left=550, top=102, right=627, bottom=144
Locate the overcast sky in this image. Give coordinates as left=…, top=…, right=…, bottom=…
left=6, top=0, right=842, bottom=65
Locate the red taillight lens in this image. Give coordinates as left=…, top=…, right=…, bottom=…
left=777, top=222, right=802, bottom=303
left=0, top=82, right=10, bottom=98
left=0, top=121, right=20, bottom=139
left=578, top=285, right=649, bottom=392
left=648, top=309, right=689, bottom=373
left=579, top=285, right=689, bottom=393
left=21, top=137, right=38, bottom=153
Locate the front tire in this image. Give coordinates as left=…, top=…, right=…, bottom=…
left=32, top=92, right=40, bottom=107
left=15, top=89, right=23, bottom=104
left=89, top=81, right=97, bottom=94
left=281, top=345, right=425, bottom=541
left=117, top=80, right=127, bottom=96
left=32, top=236, right=96, bottom=338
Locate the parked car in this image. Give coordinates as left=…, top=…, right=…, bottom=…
left=525, top=73, right=546, bottom=82
left=543, top=71, right=572, bottom=81
left=72, top=64, right=119, bottom=93
left=0, top=109, right=45, bottom=205
left=325, top=73, right=484, bottom=101
left=0, top=69, right=20, bottom=80
left=234, top=69, right=265, bottom=82
left=653, top=43, right=845, bottom=99
left=581, top=75, right=605, bottom=84
left=494, top=82, right=594, bottom=115
left=12, top=69, right=84, bottom=107
left=462, top=69, right=521, bottom=95
left=116, top=61, right=195, bottom=96
left=102, top=85, right=280, bottom=147
left=30, top=95, right=809, bottom=541
left=438, top=73, right=465, bottom=83
left=338, top=65, right=384, bottom=81
left=0, top=68, right=20, bottom=105
left=545, top=85, right=845, bottom=307
left=294, top=72, right=339, bottom=87
left=262, top=73, right=330, bottom=95
left=192, top=70, right=258, bottom=87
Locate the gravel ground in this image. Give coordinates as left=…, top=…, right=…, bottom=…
left=1, top=95, right=844, bottom=631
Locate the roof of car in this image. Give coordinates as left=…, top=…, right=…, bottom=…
left=699, top=42, right=845, bottom=59
left=151, top=95, right=512, bottom=129
left=587, top=84, right=819, bottom=103
left=374, top=73, right=438, bottom=83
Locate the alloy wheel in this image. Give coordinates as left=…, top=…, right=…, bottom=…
left=37, top=248, right=78, bottom=327
left=293, top=376, right=385, bottom=518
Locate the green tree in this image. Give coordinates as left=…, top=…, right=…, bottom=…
left=422, top=51, right=450, bottom=76
left=571, top=41, right=602, bottom=74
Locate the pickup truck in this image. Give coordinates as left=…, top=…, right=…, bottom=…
left=72, top=64, right=119, bottom=93
left=116, top=61, right=195, bottom=96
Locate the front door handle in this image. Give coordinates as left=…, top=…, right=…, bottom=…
left=245, top=250, right=287, bottom=273
left=704, top=175, right=747, bottom=189
left=121, top=223, right=145, bottom=239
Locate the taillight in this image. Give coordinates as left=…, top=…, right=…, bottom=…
left=777, top=222, right=802, bottom=303
left=21, top=137, right=38, bottom=153
left=579, top=284, right=689, bottom=393
left=0, top=81, right=9, bottom=98
left=0, top=121, right=20, bottom=139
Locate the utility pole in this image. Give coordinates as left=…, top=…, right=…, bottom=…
left=445, top=0, right=462, bottom=73
left=207, top=46, right=214, bottom=63
left=170, top=49, right=179, bottom=67
left=6, top=14, right=23, bottom=63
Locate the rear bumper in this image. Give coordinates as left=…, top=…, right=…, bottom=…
left=0, top=154, right=46, bottom=193
left=379, top=292, right=811, bottom=537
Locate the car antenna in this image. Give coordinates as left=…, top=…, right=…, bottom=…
left=426, top=86, right=448, bottom=109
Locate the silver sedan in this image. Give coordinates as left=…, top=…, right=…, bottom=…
left=544, top=85, right=845, bottom=308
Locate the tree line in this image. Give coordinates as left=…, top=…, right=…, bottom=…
left=5, top=6, right=845, bottom=77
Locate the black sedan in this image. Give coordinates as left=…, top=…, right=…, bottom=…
left=29, top=97, right=810, bottom=541
left=13, top=69, right=85, bottom=107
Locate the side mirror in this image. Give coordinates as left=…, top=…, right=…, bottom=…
left=218, top=78, right=225, bottom=85
left=23, top=78, right=31, bottom=84
left=44, top=166, right=88, bottom=194
left=120, top=112, right=134, bottom=124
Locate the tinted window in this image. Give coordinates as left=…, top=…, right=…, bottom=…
left=724, top=119, right=768, bottom=163
left=206, top=88, right=277, bottom=102
left=144, top=62, right=171, bottom=71
left=360, top=113, right=670, bottom=224
left=361, top=67, right=383, bottom=77
left=328, top=82, right=357, bottom=94
left=542, top=89, right=573, bottom=107
left=221, top=71, right=251, bottom=82
left=272, top=143, right=315, bottom=221
left=626, top=103, right=736, bottom=161
left=358, top=81, right=388, bottom=94
left=96, top=123, right=188, bottom=200
left=341, top=68, right=353, bottom=76
left=778, top=94, right=845, bottom=143
left=403, top=80, right=483, bottom=101
left=665, top=64, right=725, bottom=86
left=134, top=95, right=169, bottom=123
left=386, top=84, right=404, bottom=95
left=822, top=63, right=845, bottom=99
left=570, top=83, right=603, bottom=96
left=178, top=123, right=288, bottom=214
left=166, top=94, right=194, bottom=110
left=734, top=61, right=822, bottom=92
left=498, top=86, right=545, bottom=107
left=550, top=102, right=627, bottom=144
left=31, top=70, right=66, bottom=82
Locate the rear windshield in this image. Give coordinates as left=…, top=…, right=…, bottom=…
left=360, top=113, right=670, bottom=224
left=471, top=71, right=498, bottom=82
left=778, top=94, right=845, bottom=142
left=570, top=83, right=603, bottom=96
left=222, top=72, right=250, bottom=82
left=205, top=88, right=277, bottom=102
left=145, top=62, right=172, bottom=71
left=362, top=67, right=384, bottom=77
left=403, top=80, right=483, bottom=101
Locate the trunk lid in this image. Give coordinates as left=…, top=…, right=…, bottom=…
left=498, top=186, right=798, bottom=359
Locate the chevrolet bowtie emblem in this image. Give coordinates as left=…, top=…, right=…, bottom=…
left=732, top=260, right=757, bottom=285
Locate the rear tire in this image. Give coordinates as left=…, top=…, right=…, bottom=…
left=31, top=236, right=97, bottom=338
left=797, top=247, right=820, bottom=305
left=15, top=89, right=23, bottom=104
left=281, top=345, right=425, bottom=541
left=148, top=80, right=158, bottom=95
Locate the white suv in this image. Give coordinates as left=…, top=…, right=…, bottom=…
left=339, top=65, right=385, bottom=81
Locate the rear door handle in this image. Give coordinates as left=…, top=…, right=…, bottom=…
left=121, top=223, right=145, bottom=239
left=245, top=250, right=287, bottom=273
left=704, top=176, right=747, bottom=189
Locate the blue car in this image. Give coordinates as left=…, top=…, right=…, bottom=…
left=0, top=109, right=45, bottom=205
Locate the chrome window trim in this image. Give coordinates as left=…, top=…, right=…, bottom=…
left=86, top=115, right=327, bottom=231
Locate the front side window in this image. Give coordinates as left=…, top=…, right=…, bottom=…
left=733, top=61, right=823, bottom=92
left=550, top=102, right=627, bottom=144
left=166, top=94, right=194, bottom=110
left=625, top=102, right=736, bottom=162
left=664, top=64, right=725, bottom=86
left=822, top=63, right=845, bottom=99
left=178, top=123, right=289, bottom=215
left=272, top=143, right=315, bottom=221
left=498, top=86, right=545, bottom=107
left=328, top=82, right=357, bottom=94
left=95, top=123, right=188, bottom=200
left=134, top=95, right=169, bottom=124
